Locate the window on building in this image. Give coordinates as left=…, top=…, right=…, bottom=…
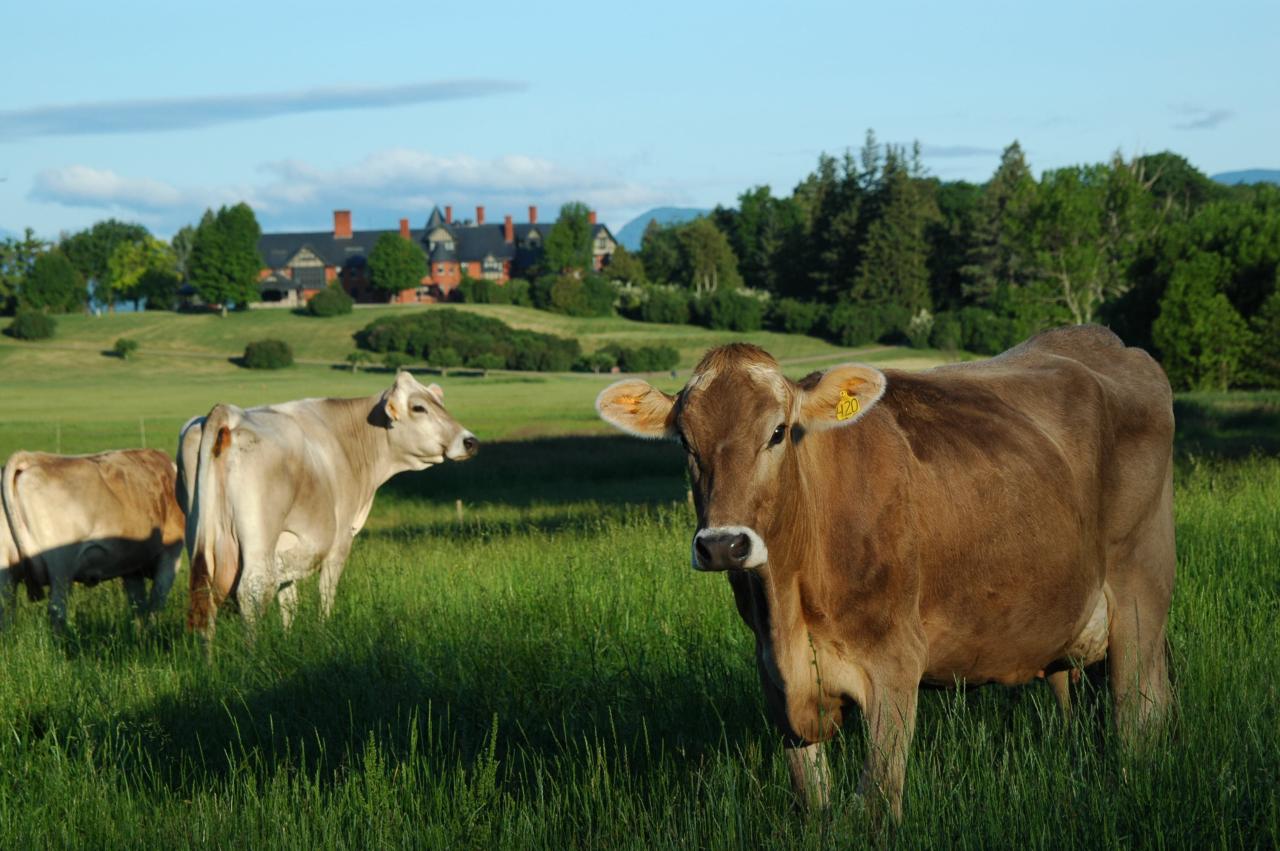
left=294, top=266, right=325, bottom=289
left=482, top=258, right=503, bottom=280
left=437, top=265, right=447, bottom=275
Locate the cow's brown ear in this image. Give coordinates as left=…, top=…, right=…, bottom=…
left=596, top=379, right=676, bottom=439
left=798, top=363, right=886, bottom=431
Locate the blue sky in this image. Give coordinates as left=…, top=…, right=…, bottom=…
left=2, top=0, right=1276, bottom=239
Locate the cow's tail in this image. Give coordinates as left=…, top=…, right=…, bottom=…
left=187, top=405, right=241, bottom=635
left=1, top=451, right=45, bottom=601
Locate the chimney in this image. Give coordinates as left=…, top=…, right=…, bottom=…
left=588, top=210, right=597, bottom=226
left=445, top=205, right=453, bottom=224
left=333, top=209, right=352, bottom=239
left=476, top=205, right=485, bottom=225
left=399, top=218, right=410, bottom=239
left=528, top=205, right=538, bottom=225
left=504, top=214, right=513, bottom=243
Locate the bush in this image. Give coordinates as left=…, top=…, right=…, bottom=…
left=617, top=345, right=679, bottom=373
left=958, top=306, right=1018, bottom=355
left=504, top=278, right=533, bottom=307
left=1152, top=253, right=1251, bottom=391
left=639, top=286, right=691, bottom=324
left=5, top=309, right=56, bottom=340
left=822, top=302, right=886, bottom=346
left=382, top=351, right=412, bottom=371
left=547, top=274, right=616, bottom=317
left=693, top=289, right=764, bottom=331
left=430, top=346, right=462, bottom=372
left=469, top=353, right=507, bottom=372
left=768, top=298, right=822, bottom=335
left=112, top=338, right=139, bottom=360
left=355, top=309, right=580, bottom=373
left=904, top=309, right=934, bottom=349
left=930, top=311, right=963, bottom=351
left=307, top=284, right=354, bottom=316
left=1243, top=290, right=1280, bottom=388
left=573, top=351, right=619, bottom=373
left=242, top=339, right=293, bottom=369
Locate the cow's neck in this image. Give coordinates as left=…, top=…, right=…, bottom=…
left=321, top=395, right=402, bottom=499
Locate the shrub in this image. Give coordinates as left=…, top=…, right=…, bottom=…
left=430, top=346, right=462, bottom=373
left=504, top=278, right=532, bottom=307
left=768, top=298, right=821, bottom=335
left=958, top=306, right=1018, bottom=355
left=905, top=309, right=934, bottom=349
left=242, top=339, right=293, bottom=369
left=307, top=285, right=354, bottom=316
left=573, top=351, right=619, bottom=373
left=822, top=302, right=886, bottom=346
left=355, top=309, right=580, bottom=373
left=469, top=353, right=507, bottom=373
left=617, top=345, right=679, bottom=372
left=930, top=311, right=963, bottom=351
left=456, top=276, right=510, bottom=305
left=345, top=350, right=373, bottom=372
left=382, top=351, right=412, bottom=371
left=1152, top=253, right=1251, bottom=391
left=639, top=286, right=691, bottom=324
left=112, top=338, right=139, bottom=359
left=547, top=274, right=616, bottom=317
left=5, top=309, right=56, bottom=340
left=693, top=289, right=764, bottom=331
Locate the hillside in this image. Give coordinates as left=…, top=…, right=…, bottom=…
left=615, top=207, right=711, bottom=250
left=1211, top=168, right=1280, bottom=185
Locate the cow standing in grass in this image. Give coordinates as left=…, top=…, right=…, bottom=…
left=179, top=371, right=478, bottom=641
left=596, top=326, right=1175, bottom=820
left=1, top=449, right=185, bottom=629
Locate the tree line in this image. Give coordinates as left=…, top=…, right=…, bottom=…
left=600, top=133, right=1280, bottom=391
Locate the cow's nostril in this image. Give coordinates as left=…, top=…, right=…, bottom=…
left=462, top=436, right=478, bottom=453
left=729, top=533, right=750, bottom=561
left=695, top=536, right=713, bottom=566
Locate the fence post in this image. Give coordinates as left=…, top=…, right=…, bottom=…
left=455, top=499, right=464, bottom=523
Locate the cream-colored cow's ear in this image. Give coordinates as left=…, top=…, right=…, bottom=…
left=596, top=379, right=677, bottom=439
left=798, top=363, right=886, bottom=431
left=426, top=383, right=444, bottom=401
left=383, top=372, right=413, bottom=423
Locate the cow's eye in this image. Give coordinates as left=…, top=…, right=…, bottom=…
left=769, top=423, right=787, bottom=447
left=411, top=404, right=427, bottom=414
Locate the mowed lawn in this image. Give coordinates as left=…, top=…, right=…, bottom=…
left=0, top=320, right=1277, bottom=848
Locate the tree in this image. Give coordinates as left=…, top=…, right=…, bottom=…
left=171, top=224, right=196, bottom=281
left=1152, top=252, right=1251, bottom=390
left=188, top=204, right=263, bottom=316
left=106, top=236, right=178, bottom=308
left=678, top=217, right=743, bottom=295
left=60, top=219, right=149, bottom=311
left=962, top=141, right=1038, bottom=303
left=21, top=250, right=86, bottom=314
left=1243, top=289, right=1280, bottom=388
left=0, top=228, right=47, bottom=315
left=602, top=244, right=646, bottom=285
left=639, top=220, right=682, bottom=283
left=851, top=146, right=937, bottom=314
left=367, top=232, right=427, bottom=296
left=543, top=202, right=594, bottom=275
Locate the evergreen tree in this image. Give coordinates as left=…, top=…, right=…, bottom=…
left=962, top=141, right=1038, bottom=303
left=1244, top=288, right=1280, bottom=388
left=0, top=228, right=47, bottom=315
left=188, top=203, right=263, bottom=316
left=851, top=146, right=937, bottom=314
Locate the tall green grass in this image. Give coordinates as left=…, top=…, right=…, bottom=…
left=1, top=429, right=1276, bottom=848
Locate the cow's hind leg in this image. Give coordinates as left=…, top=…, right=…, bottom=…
left=1107, top=479, right=1175, bottom=745
left=47, top=571, right=72, bottom=632
left=235, top=555, right=278, bottom=636
left=123, top=573, right=149, bottom=619
left=145, top=543, right=181, bottom=617
left=0, top=562, right=18, bottom=627
left=1047, top=669, right=1072, bottom=718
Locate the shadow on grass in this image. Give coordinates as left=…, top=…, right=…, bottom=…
left=382, top=434, right=688, bottom=507
left=1173, top=392, right=1280, bottom=459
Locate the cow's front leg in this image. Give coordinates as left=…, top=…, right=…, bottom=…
left=123, top=573, right=149, bottom=619
left=786, top=743, right=831, bottom=811
left=277, top=583, right=298, bottom=630
left=317, top=542, right=352, bottom=619
left=47, top=572, right=72, bottom=632
left=857, top=672, right=919, bottom=823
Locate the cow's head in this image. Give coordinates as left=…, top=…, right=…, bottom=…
left=380, top=371, right=478, bottom=469
left=596, top=344, right=884, bottom=571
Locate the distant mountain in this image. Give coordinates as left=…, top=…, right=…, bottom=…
left=1211, top=169, right=1280, bottom=186
left=615, top=207, right=711, bottom=250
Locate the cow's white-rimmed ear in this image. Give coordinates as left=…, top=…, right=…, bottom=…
left=426, top=382, right=444, bottom=402
left=383, top=371, right=415, bottom=422
left=798, top=363, right=886, bottom=431
left=596, top=379, right=677, bottom=439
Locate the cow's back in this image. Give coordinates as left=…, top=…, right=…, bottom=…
left=860, top=325, right=1173, bottom=683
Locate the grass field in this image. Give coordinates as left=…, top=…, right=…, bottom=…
left=0, top=313, right=1277, bottom=848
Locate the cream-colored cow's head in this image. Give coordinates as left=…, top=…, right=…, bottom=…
left=596, top=344, right=884, bottom=571
left=381, top=371, right=477, bottom=470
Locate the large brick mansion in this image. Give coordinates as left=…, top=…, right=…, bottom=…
left=255, top=206, right=618, bottom=305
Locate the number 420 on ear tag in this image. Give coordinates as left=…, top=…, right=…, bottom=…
left=836, top=389, right=859, bottom=421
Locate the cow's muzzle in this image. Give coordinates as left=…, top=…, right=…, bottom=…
left=447, top=431, right=479, bottom=461
left=692, top=526, right=768, bottom=571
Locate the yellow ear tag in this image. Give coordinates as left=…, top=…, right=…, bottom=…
left=836, top=389, right=859, bottom=421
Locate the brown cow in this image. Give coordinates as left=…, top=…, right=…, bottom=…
left=596, top=325, right=1175, bottom=819
left=1, top=449, right=186, bottom=629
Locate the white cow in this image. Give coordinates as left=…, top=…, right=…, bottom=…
left=180, top=371, right=477, bottom=639
left=1, top=449, right=186, bottom=628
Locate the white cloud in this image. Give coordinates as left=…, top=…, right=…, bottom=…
left=27, top=148, right=682, bottom=233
